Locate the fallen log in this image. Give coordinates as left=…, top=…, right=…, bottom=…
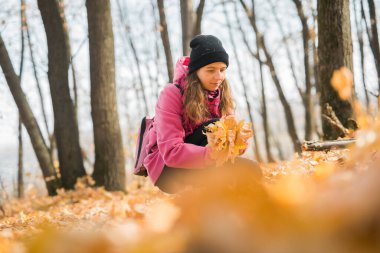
left=302, top=139, right=356, bottom=151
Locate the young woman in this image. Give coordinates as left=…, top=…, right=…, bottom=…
left=143, top=35, right=260, bottom=193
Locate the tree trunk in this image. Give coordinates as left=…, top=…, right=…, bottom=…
left=58, top=0, right=79, bottom=122
left=181, top=0, right=194, bottom=55
left=17, top=118, right=24, bottom=198
left=157, top=0, right=174, bottom=82
left=258, top=62, right=274, bottom=162
left=26, top=2, right=57, bottom=162
left=180, top=0, right=206, bottom=55
left=367, top=0, right=380, bottom=91
left=0, top=35, right=60, bottom=196
left=152, top=1, right=162, bottom=97
left=86, top=0, right=126, bottom=191
left=17, top=0, right=26, bottom=199
left=318, top=0, right=354, bottom=140
left=311, top=6, right=321, bottom=137
left=25, top=8, right=51, bottom=150
left=38, top=0, right=86, bottom=189
left=70, top=58, right=79, bottom=121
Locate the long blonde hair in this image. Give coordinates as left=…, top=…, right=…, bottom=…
left=183, top=72, right=235, bottom=124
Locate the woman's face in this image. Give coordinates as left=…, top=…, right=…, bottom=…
left=196, top=62, right=227, bottom=91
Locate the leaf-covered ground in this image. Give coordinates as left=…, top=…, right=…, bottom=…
left=1, top=144, right=379, bottom=253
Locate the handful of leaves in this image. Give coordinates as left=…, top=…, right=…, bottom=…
left=204, top=115, right=253, bottom=166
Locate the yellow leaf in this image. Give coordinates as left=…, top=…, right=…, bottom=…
left=205, top=115, right=253, bottom=166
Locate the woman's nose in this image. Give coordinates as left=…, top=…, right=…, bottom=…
left=214, top=71, right=223, bottom=80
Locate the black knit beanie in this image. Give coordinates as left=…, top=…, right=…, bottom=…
left=188, top=35, right=229, bottom=74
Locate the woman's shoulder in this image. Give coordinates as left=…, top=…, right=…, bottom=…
left=159, top=83, right=183, bottom=98
left=157, top=83, right=183, bottom=108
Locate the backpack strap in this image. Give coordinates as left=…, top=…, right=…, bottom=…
left=174, top=83, right=184, bottom=95
left=134, top=116, right=147, bottom=169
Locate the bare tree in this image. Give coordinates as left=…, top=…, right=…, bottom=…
left=180, top=0, right=206, bottom=55
left=292, top=0, right=314, bottom=141
left=86, top=0, right=126, bottom=191
left=239, top=0, right=301, bottom=154
left=151, top=1, right=163, bottom=96
left=181, top=0, right=194, bottom=56
left=0, top=35, right=60, bottom=196
left=157, top=0, right=174, bottom=82
left=57, top=0, right=80, bottom=122
left=70, top=37, right=88, bottom=121
left=223, top=1, right=263, bottom=162
left=310, top=3, right=320, bottom=94
left=318, top=0, right=354, bottom=139
left=24, top=4, right=53, bottom=155
left=116, top=0, right=149, bottom=115
left=233, top=1, right=273, bottom=162
left=354, top=0, right=370, bottom=108
left=17, top=0, right=26, bottom=199
left=193, top=0, right=205, bottom=37
left=17, top=118, right=24, bottom=198
left=38, top=0, right=86, bottom=189
left=367, top=0, right=380, bottom=91
left=268, top=0, right=302, bottom=101
left=116, top=18, right=144, bottom=116
left=70, top=57, right=79, bottom=121
left=309, top=2, right=322, bottom=138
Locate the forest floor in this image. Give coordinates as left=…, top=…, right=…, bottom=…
left=1, top=140, right=380, bottom=253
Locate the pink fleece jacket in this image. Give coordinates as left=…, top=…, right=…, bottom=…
left=143, top=57, right=220, bottom=184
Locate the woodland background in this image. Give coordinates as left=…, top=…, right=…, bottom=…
left=0, top=0, right=379, bottom=195
left=1, top=1, right=380, bottom=252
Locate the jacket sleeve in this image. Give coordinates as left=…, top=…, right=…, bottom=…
left=155, top=85, right=211, bottom=169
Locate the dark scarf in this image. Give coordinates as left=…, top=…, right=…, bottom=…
left=207, top=89, right=220, bottom=102
left=206, top=88, right=221, bottom=118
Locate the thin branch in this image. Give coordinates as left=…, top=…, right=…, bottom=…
left=223, top=1, right=263, bottom=162
left=116, top=0, right=149, bottom=115
left=193, top=0, right=205, bottom=36
left=157, top=0, right=174, bottom=82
